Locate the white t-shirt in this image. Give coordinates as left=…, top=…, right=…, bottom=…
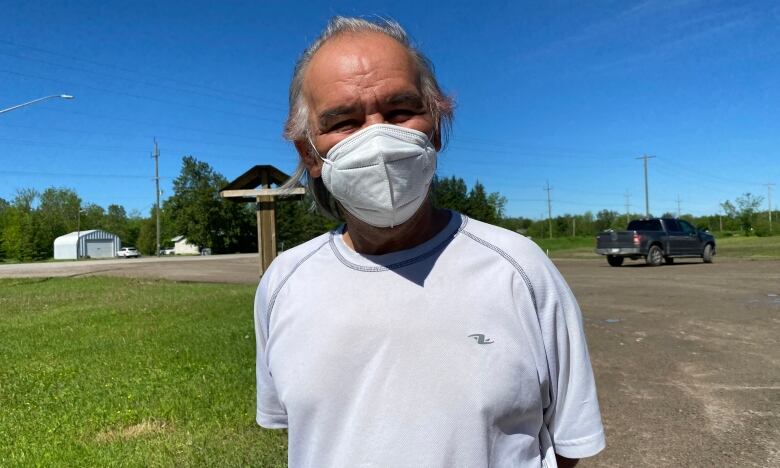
left=255, top=212, right=605, bottom=467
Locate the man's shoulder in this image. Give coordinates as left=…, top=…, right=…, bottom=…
left=459, top=216, right=547, bottom=265
left=260, top=230, right=333, bottom=287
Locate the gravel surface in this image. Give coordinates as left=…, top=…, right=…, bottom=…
left=563, top=257, right=780, bottom=467
left=2, top=254, right=778, bottom=466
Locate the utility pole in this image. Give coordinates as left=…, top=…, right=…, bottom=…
left=153, top=139, right=161, bottom=256
left=572, top=216, right=576, bottom=238
left=765, top=183, right=775, bottom=233
left=544, top=181, right=553, bottom=239
left=676, top=195, right=682, bottom=218
left=636, top=154, right=655, bottom=217
left=624, top=191, right=631, bottom=224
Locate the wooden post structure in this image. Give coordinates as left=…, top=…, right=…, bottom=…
left=220, top=165, right=305, bottom=277
left=256, top=171, right=277, bottom=275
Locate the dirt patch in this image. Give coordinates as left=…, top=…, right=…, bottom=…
left=95, top=420, right=171, bottom=443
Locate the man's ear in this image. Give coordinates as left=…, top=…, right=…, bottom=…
left=431, top=131, right=441, bottom=151
left=294, top=139, right=323, bottom=178
left=432, top=130, right=442, bottom=151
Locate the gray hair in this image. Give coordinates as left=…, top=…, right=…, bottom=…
left=281, top=16, right=454, bottom=220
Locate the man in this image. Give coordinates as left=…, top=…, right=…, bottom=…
left=255, top=17, right=605, bottom=468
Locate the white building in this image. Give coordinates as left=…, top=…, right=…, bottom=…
left=53, top=230, right=121, bottom=260
left=172, top=235, right=201, bottom=255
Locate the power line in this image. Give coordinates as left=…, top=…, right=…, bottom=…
left=35, top=106, right=284, bottom=143
left=0, top=169, right=166, bottom=179
left=0, top=49, right=285, bottom=111
left=0, top=37, right=283, bottom=108
left=654, top=157, right=757, bottom=187
left=0, top=137, right=287, bottom=163
left=2, top=123, right=286, bottom=150
left=447, top=143, right=628, bottom=161
left=0, top=68, right=279, bottom=122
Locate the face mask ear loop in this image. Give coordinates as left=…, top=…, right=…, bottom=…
left=307, top=134, right=327, bottom=163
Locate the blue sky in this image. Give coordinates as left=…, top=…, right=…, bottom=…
left=1, top=0, right=778, bottom=220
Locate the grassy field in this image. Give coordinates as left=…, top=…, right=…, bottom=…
left=714, top=234, right=780, bottom=259
left=0, top=277, right=287, bottom=467
left=531, top=233, right=780, bottom=259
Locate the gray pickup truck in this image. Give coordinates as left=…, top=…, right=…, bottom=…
left=596, top=218, right=716, bottom=267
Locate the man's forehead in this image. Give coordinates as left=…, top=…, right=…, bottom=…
left=302, top=32, right=421, bottom=106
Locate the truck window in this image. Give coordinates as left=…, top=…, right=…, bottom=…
left=627, top=219, right=663, bottom=231
left=665, top=219, right=682, bottom=232
left=679, top=220, right=696, bottom=234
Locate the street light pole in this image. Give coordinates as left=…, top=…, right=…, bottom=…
left=0, top=94, right=74, bottom=115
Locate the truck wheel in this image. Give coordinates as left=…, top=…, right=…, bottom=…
left=702, top=244, right=714, bottom=263
left=646, top=245, right=664, bottom=266
left=665, top=257, right=674, bottom=265
left=607, top=255, right=624, bottom=267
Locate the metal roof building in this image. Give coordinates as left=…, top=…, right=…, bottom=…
left=53, top=229, right=121, bottom=260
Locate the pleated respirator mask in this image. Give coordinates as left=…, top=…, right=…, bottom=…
left=313, top=124, right=437, bottom=228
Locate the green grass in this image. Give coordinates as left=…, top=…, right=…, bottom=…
left=715, top=234, right=780, bottom=259
left=529, top=234, right=780, bottom=260
left=530, top=236, right=596, bottom=258
left=0, top=277, right=287, bottom=467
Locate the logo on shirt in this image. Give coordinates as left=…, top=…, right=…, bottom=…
left=468, top=334, right=494, bottom=344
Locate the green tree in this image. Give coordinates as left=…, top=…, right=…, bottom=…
left=166, top=156, right=255, bottom=253
left=276, top=194, right=338, bottom=251
left=101, top=204, right=129, bottom=241
left=136, top=215, right=158, bottom=255
left=594, top=209, right=621, bottom=232
left=498, top=216, right=533, bottom=234
left=432, top=176, right=505, bottom=224
left=2, top=189, right=47, bottom=261
left=124, top=210, right=145, bottom=247
left=432, top=176, right=469, bottom=213
left=36, top=187, right=81, bottom=258
left=579, top=211, right=597, bottom=235
left=81, top=203, right=105, bottom=232
left=0, top=197, right=9, bottom=259
left=721, top=193, right=764, bottom=235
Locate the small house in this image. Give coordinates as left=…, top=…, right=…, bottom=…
left=172, top=235, right=200, bottom=255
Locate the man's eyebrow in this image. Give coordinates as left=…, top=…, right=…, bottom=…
left=318, top=105, right=357, bottom=127
left=385, top=93, right=424, bottom=107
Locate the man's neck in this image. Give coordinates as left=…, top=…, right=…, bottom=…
left=341, top=202, right=451, bottom=256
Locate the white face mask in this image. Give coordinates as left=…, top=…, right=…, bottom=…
left=314, top=124, right=437, bottom=228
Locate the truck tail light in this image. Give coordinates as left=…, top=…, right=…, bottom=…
left=633, top=233, right=642, bottom=246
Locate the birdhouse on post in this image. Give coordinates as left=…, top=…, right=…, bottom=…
left=220, top=165, right=305, bottom=276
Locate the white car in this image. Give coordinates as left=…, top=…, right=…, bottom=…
left=117, top=247, right=140, bottom=258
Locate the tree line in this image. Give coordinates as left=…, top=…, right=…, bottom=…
left=0, top=156, right=775, bottom=262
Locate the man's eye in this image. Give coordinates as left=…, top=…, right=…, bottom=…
left=387, top=109, right=417, bottom=122
left=329, top=120, right=358, bottom=132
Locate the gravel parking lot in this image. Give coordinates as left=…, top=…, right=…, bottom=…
left=2, top=254, right=778, bottom=466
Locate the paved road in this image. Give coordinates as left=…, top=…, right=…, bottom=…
left=2, top=254, right=778, bottom=466
left=0, top=254, right=262, bottom=284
